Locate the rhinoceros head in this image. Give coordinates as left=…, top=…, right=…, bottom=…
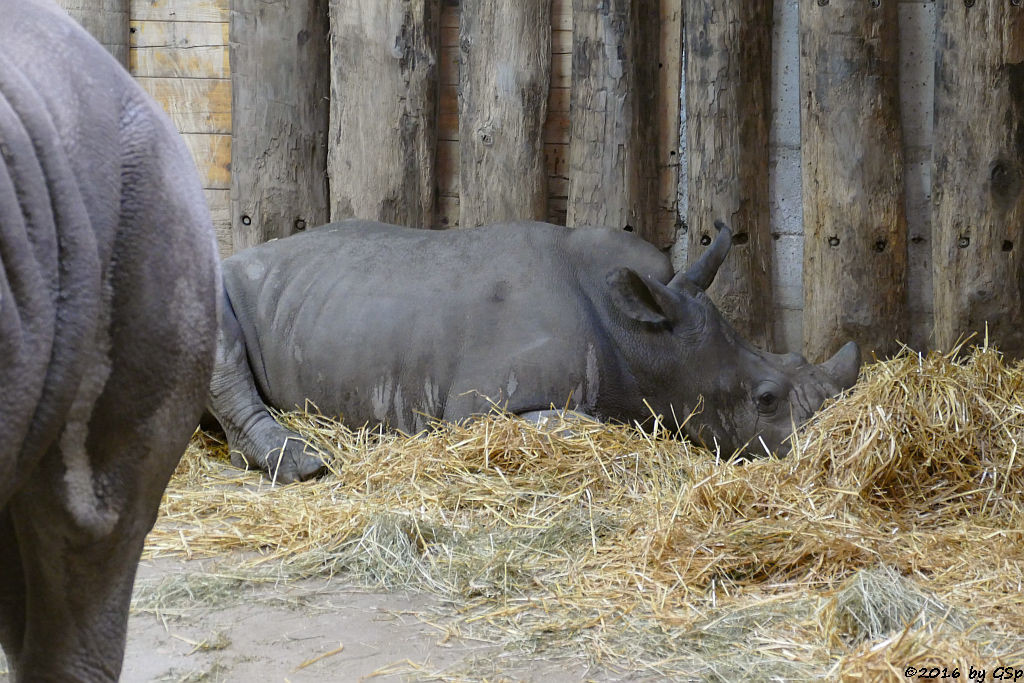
left=606, top=221, right=861, bottom=457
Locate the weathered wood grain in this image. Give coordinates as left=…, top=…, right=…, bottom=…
left=59, top=0, right=129, bottom=66
left=129, top=18, right=228, bottom=79
left=932, top=1, right=1024, bottom=357
left=180, top=133, right=230, bottom=189
left=130, top=45, right=227, bottom=79
left=684, top=0, right=774, bottom=350
left=435, top=0, right=573, bottom=228
left=204, top=188, right=232, bottom=256
left=131, top=0, right=227, bottom=23
left=567, top=0, right=663, bottom=246
left=128, top=0, right=231, bottom=254
left=230, top=0, right=329, bottom=250
left=655, top=0, right=683, bottom=251
left=328, top=0, right=440, bottom=228
left=436, top=1, right=461, bottom=229
left=129, top=20, right=227, bottom=47
left=134, top=76, right=230, bottom=133
left=458, top=1, right=551, bottom=227
left=800, top=0, right=908, bottom=362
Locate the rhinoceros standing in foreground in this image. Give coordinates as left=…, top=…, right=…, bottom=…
left=0, top=1, right=219, bottom=680
left=209, top=218, right=860, bottom=482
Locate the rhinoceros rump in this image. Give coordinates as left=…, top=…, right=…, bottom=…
left=208, top=218, right=860, bottom=482
left=0, top=1, right=219, bottom=679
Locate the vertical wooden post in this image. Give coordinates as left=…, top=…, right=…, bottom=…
left=655, top=0, right=684, bottom=248
left=329, top=0, right=440, bottom=228
left=932, top=1, right=1024, bottom=357
left=231, top=0, right=329, bottom=250
left=58, top=0, right=129, bottom=67
left=799, top=0, right=907, bottom=362
left=458, top=1, right=551, bottom=228
left=683, top=0, right=774, bottom=349
left=567, top=0, right=663, bottom=245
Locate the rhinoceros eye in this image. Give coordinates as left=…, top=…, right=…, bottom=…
left=757, top=392, right=778, bottom=412
left=753, top=382, right=783, bottom=415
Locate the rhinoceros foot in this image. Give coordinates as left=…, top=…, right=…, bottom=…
left=229, top=425, right=328, bottom=483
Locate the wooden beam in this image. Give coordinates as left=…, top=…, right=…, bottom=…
left=799, top=0, right=908, bottom=362
left=230, top=0, right=329, bottom=251
left=684, top=0, right=774, bottom=349
left=458, top=0, right=551, bottom=227
left=131, top=0, right=228, bottom=23
left=567, top=0, right=662, bottom=245
left=58, top=0, right=129, bottom=67
left=932, top=1, right=1024, bottom=357
left=328, top=0, right=441, bottom=228
left=180, top=133, right=231, bottom=190
left=655, top=0, right=683, bottom=248
left=204, top=189, right=232, bottom=257
left=133, top=76, right=230, bottom=134
left=129, top=41, right=228, bottom=79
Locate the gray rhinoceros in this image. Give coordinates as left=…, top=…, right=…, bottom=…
left=0, top=1, right=219, bottom=680
left=208, top=218, right=860, bottom=482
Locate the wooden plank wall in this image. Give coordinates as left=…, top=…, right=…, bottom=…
left=99, top=0, right=676, bottom=256
left=932, top=1, right=1024, bottom=357
left=457, top=1, right=551, bottom=228
left=684, top=0, right=774, bottom=350
left=437, top=0, right=680, bottom=235
left=128, top=0, right=232, bottom=255
left=329, top=0, right=439, bottom=229
left=799, top=0, right=908, bottom=362
left=62, top=0, right=130, bottom=67
left=437, top=0, right=572, bottom=228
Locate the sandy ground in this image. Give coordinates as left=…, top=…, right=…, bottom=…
left=0, top=558, right=596, bottom=683
left=119, top=559, right=593, bottom=682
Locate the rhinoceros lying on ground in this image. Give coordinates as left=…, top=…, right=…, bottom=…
left=208, top=218, right=860, bottom=482
left=0, top=1, right=219, bottom=679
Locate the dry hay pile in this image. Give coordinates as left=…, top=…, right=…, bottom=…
left=143, top=345, right=1024, bottom=680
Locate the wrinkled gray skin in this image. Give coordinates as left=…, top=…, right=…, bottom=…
left=209, top=218, right=860, bottom=483
left=0, top=1, right=219, bottom=680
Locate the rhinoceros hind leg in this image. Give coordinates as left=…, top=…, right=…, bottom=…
left=0, top=508, right=26, bottom=673
left=208, top=292, right=327, bottom=484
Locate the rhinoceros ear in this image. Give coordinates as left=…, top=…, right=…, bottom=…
left=606, top=268, right=676, bottom=325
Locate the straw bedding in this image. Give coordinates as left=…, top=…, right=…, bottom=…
left=143, top=344, right=1024, bottom=679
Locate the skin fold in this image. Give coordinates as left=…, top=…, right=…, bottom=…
left=0, top=1, right=219, bottom=679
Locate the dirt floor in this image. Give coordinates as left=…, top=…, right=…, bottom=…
left=0, top=559, right=601, bottom=683
left=119, top=559, right=596, bottom=682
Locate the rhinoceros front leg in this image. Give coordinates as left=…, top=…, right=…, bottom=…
left=207, top=291, right=326, bottom=483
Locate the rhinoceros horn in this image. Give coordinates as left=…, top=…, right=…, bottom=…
left=818, top=340, right=862, bottom=389
left=670, top=219, right=732, bottom=291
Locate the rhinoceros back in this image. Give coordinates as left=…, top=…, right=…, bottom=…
left=222, top=219, right=673, bottom=430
